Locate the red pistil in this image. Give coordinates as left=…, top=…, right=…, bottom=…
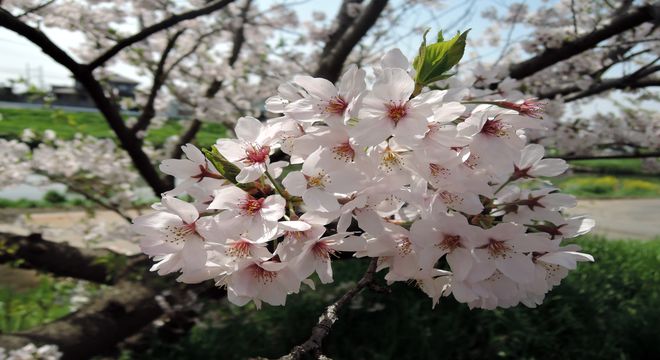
left=249, top=264, right=278, bottom=283
left=332, top=141, right=355, bottom=162
left=240, top=197, right=265, bottom=215
left=325, top=96, right=348, bottom=115
left=386, top=101, right=408, bottom=124
left=437, top=234, right=462, bottom=252
left=191, top=163, right=223, bottom=182
left=312, top=240, right=336, bottom=260
left=480, top=119, right=506, bottom=137
left=244, top=145, right=270, bottom=165
left=499, top=99, right=545, bottom=118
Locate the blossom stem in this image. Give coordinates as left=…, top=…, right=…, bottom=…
left=265, top=170, right=288, bottom=199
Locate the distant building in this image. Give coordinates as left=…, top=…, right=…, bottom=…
left=0, top=73, right=139, bottom=110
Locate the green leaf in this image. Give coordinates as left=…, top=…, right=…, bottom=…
left=202, top=147, right=241, bottom=185
left=413, top=29, right=470, bottom=86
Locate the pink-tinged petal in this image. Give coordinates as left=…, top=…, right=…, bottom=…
left=372, top=68, right=415, bottom=102
left=159, top=159, right=200, bottom=178
left=214, top=139, right=246, bottom=162
left=182, top=237, right=207, bottom=270
left=316, top=258, right=334, bottom=284
left=330, top=235, right=367, bottom=252
left=338, top=65, right=366, bottom=98
left=539, top=251, right=593, bottom=270
left=354, top=209, right=386, bottom=237
left=447, top=248, right=473, bottom=281
left=351, top=116, right=395, bottom=147
left=497, top=253, right=535, bottom=283
left=529, top=159, right=568, bottom=177
left=261, top=195, right=286, bottom=221
left=162, top=196, right=199, bottom=224
left=279, top=221, right=312, bottom=231
left=518, top=144, right=545, bottom=168
left=208, top=186, right=246, bottom=210
left=325, top=169, right=363, bottom=194
left=282, top=171, right=307, bottom=196
left=181, top=143, right=206, bottom=163
left=380, top=48, right=409, bottom=70
left=133, top=211, right=181, bottom=232
left=393, top=111, right=429, bottom=141
left=230, top=266, right=259, bottom=298
left=293, top=75, right=337, bottom=99
left=450, top=281, right=479, bottom=303
left=227, top=289, right=252, bottom=307
left=236, top=164, right=265, bottom=184
left=284, top=99, right=317, bottom=121
left=235, top=116, right=263, bottom=143
left=293, top=250, right=316, bottom=280
left=303, top=188, right=340, bottom=212
left=259, top=280, right=288, bottom=306
left=410, top=219, right=437, bottom=248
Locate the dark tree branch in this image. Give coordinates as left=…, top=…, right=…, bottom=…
left=170, top=119, right=203, bottom=159
left=132, top=29, right=186, bottom=135
left=0, top=280, right=163, bottom=360
left=169, top=0, right=252, bottom=159
left=564, top=65, right=660, bottom=102
left=0, top=232, right=144, bottom=284
left=281, top=258, right=378, bottom=360
left=508, top=3, right=660, bottom=80
left=0, top=8, right=171, bottom=194
left=87, top=0, right=235, bottom=70
left=319, top=0, right=364, bottom=59
left=561, top=152, right=660, bottom=161
left=314, top=0, right=389, bottom=83
left=15, top=0, right=56, bottom=17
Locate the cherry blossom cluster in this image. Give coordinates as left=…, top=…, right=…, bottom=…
left=0, top=343, right=62, bottom=360
left=0, top=139, right=31, bottom=187
left=132, top=48, right=593, bottom=310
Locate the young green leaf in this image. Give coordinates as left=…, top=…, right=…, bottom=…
left=413, top=29, right=470, bottom=86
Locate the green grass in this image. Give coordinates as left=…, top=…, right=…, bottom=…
left=0, top=270, right=100, bottom=333
left=0, top=107, right=226, bottom=148
left=553, top=174, right=660, bottom=198
left=568, top=158, right=646, bottom=174
left=127, top=236, right=660, bottom=360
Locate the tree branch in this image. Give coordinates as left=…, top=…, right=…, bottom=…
left=0, top=232, right=143, bottom=284
left=87, top=0, right=235, bottom=70
left=564, top=65, right=660, bottom=102
left=0, top=8, right=171, bottom=194
left=508, top=3, right=660, bottom=80
left=15, top=0, right=56, bottom=17
left=0, top=280, right=163, bottom=360
left=280, top=258, right=378, bottom=360
left=132, top=29, right=186, bottom=135
left=561, top=152, right=660, bottom=161
left=313, top=0, right=389, bottom=83
left=169, top=0, right=252, bottom=158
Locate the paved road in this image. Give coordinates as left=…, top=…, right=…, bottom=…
left=567, top=198, right=660, bottom=240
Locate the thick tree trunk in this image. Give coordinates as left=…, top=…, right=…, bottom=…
left=0, top=281, right=163, bottom=360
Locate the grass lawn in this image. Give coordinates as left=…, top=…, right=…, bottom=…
left=0, top=107, right=226, bottom=148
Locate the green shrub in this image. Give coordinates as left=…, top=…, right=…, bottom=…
left=132, top=236, right=660, bottom=360
left=43, top=190, right=67, bottom=204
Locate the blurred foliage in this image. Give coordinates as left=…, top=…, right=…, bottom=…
left=554, top=174, right=660, bottom=198
left=0, top=271, right=100, bottom=332
left=124, top=236, right=660, bottom=360
left=0, top=107, right=226, bottom=148
left=569, top=158, right=647, bottom=174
